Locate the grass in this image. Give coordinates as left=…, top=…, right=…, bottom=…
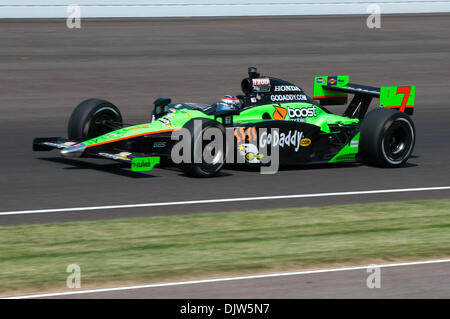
left=1, top=199, right=450, bottom=296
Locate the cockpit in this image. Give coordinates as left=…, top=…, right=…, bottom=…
left=152, top=67, right=314, bottom=120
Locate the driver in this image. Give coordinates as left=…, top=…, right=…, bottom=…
left=208, top=95, right=242, bottom=115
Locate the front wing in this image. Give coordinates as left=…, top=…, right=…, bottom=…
left=33, top=137, right=160, bottom=172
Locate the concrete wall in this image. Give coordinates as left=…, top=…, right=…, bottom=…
left=1, top=1, right=450, bottom=18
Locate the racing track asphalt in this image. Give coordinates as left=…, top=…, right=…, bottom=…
left=32, top=260, right=450, bottom=299
left=0, top=14, right=449, bottom=226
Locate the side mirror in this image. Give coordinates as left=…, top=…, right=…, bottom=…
left=153, top=97, right=171, bottom=120
left=154, top=97, right=171, bottom=108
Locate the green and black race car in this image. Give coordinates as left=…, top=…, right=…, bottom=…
left=33, top=67, right=416, bottom=177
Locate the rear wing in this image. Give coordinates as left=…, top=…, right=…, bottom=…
left=313, top=75, right=415, bottom=117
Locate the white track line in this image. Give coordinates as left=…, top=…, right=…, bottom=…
left=1, top=186, right=449, bottom=217
left=6, top=258, right=450, bottom=299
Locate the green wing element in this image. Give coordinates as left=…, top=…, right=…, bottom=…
left=380, top=86, right=415, bottom=114
left=313, top=75, right=349, bottom=105
left=131, top=157, right=160, bottom=172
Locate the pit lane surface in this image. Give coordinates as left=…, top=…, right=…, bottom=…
left=0, top=15, right=449, bottom=226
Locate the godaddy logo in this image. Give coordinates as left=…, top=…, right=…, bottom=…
left=259, top=130, right=304, bottom=152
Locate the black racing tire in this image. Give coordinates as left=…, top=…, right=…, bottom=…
left=179, top=118, right=226, bottom=178
left=68, top=99, right=122, bottom=141
left=360, top=108, right=415, bottom=167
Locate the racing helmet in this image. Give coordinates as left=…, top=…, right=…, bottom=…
left=221, top=95, right=241, bottom=108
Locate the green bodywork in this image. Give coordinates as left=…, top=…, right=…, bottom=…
left=329, top=132, right=360, bottom=163
left=81, top=102, right=360, bottom=165
left=229, top=102, right=358, bottom=134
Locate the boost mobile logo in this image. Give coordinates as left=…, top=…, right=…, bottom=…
left=288, top=106, right=317, bottom=121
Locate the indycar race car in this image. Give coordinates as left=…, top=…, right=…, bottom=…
left=33, top=67, right=416, bottom=177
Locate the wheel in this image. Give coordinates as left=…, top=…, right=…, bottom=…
left=179, top=118, right=226, bottom=177
left=68, top=99, right=122, bottom=141
left=360, top=108, right=415, bottom=167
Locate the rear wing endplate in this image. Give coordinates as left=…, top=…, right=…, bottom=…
left=313, top=75, right=415, bottom=116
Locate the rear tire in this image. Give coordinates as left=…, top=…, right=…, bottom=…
left=68, top=99, right=122, bottom=141
left=360, top=108, right=415, bottom=167
left=179, top=118, right=226, bottom=178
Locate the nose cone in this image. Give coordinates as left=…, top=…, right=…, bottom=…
left=60, top=143, right=86, bottom=158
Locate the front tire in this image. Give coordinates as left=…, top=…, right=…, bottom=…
left=68, top=99, right=122, bottom=141
left=360, top=108, right=415, bottom=167
left=179, top=118, right=226, bottom=178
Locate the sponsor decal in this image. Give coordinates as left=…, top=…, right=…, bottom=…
left=42, top=141, right=78, bottom=149
left=118, top=152, right=131, bottom=156
left=131, top=157, right=160, bottom=172
left=315, top=78, right=325, bottom=84
left=288, top=106, right=317, bottom=122
left=250, top=97, right=257, bottom=103
left=252, top=78, right=270, bottom=86
left=274, top=85, right=302, bottom=92
left=350, top=140, right=359, bottom=148
left=234, top=126, right=257, bottom=143
left=153, top=142, right=167, bottom=148
left=335, top=154, right=356, bottom=161
left=270, top=94, right=307, bottom=102
left=238, top=143, right=263, bottom=164
left=43, top=142, right=64, bottom=148
left=98, top=152, right=130, bottom=161
left=272, top=106, right=287, bottom=120
left=224, top=116, right=232, bottom=125
left=300, top=138, right=312, bottom=147
left=105, top=133, right=120, bottom=138
left=259, top=130, right=304, bottom=152
left=63, top=142, right=77, bottom=147
left=252, top=78, right=271, bottom=92
left=327, top=76, right=338, bottom=86
left=133, top=160, right=151, bottom=169
left=159, top=117, right=174, bottom=128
